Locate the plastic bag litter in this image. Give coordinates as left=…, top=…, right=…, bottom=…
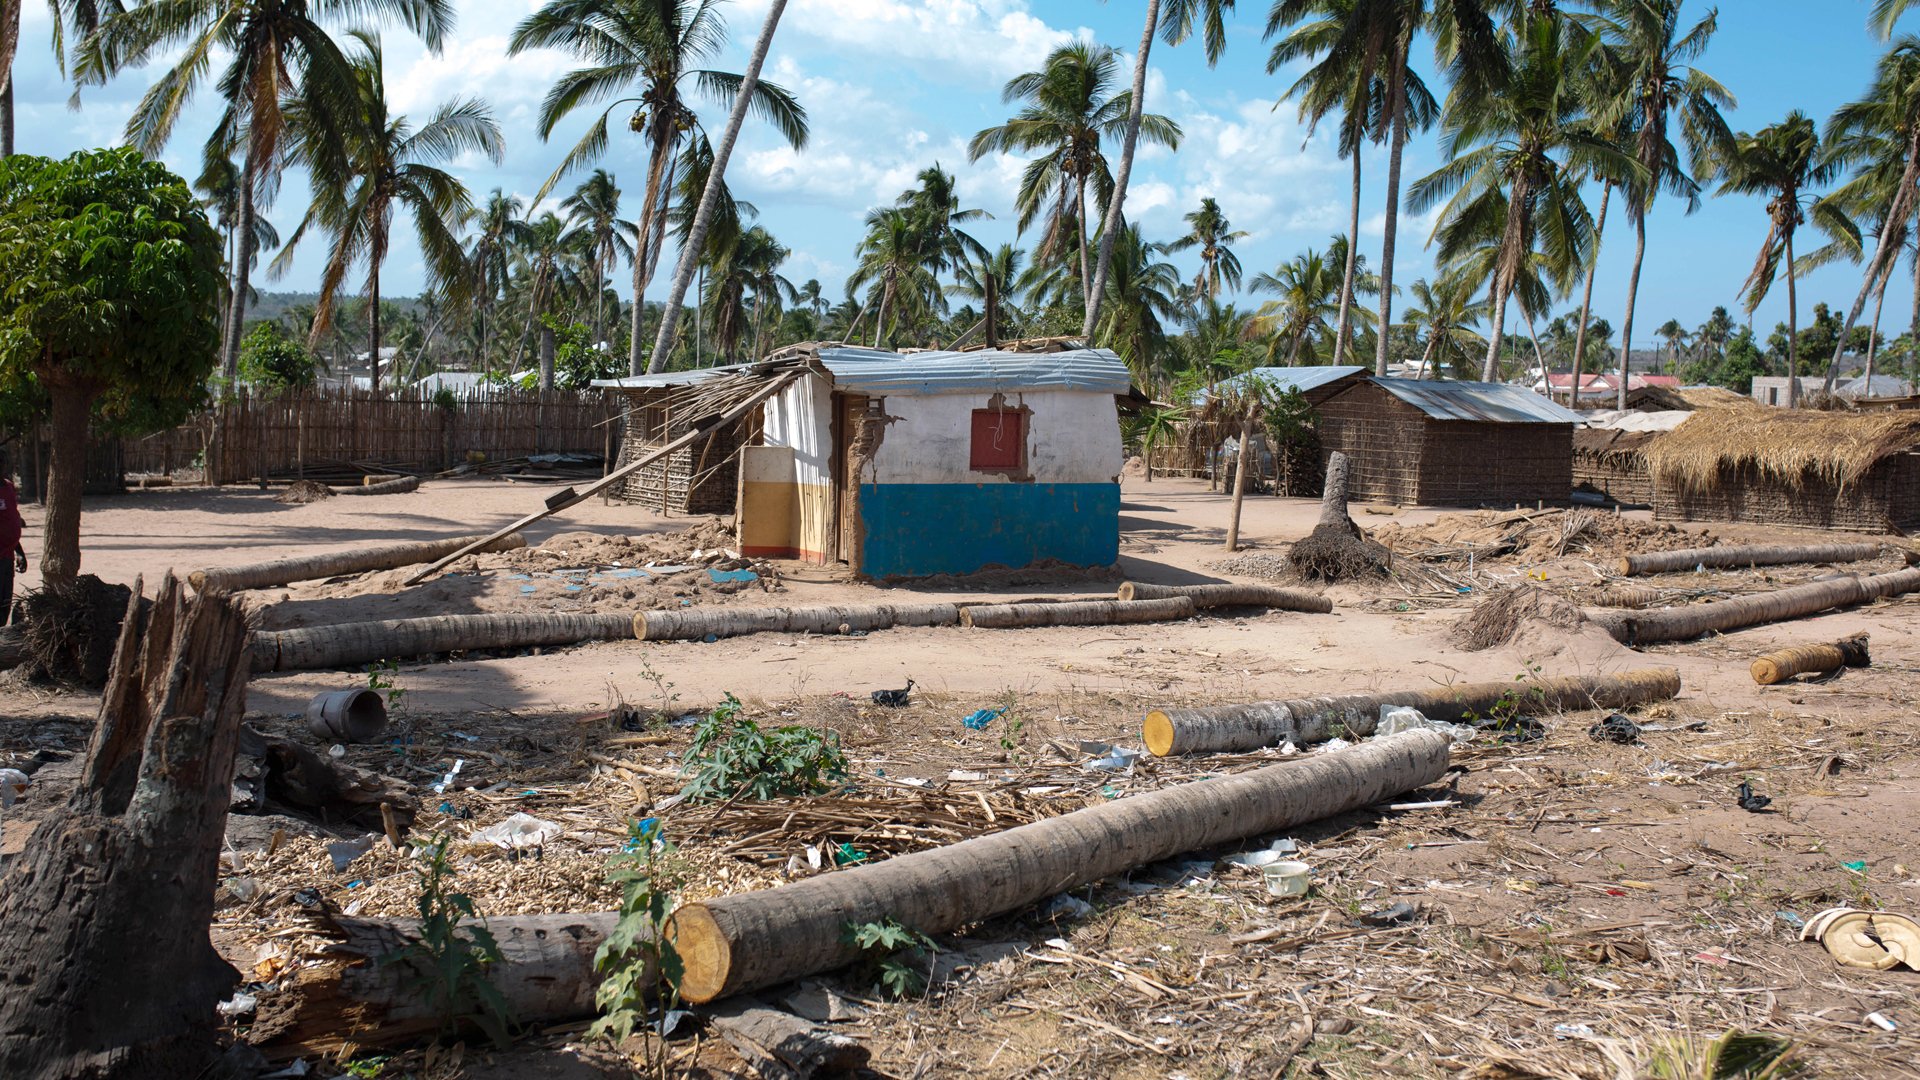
left=326, top=835, right=374, bottom=872
left=1378, top=706, right=1478, bottom=744
left=1319, top=737, right=1353, bottom=752
left=1041, top=893, right=1095, bottom=920
left=472, top=812, right=564, bottom=854
left=1084, top=747, right=1142, bottom=772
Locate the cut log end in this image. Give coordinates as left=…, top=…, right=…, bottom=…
left=668, top=904, right=733, bottom=1005
left=1142, top=710, right=1176, bottom=757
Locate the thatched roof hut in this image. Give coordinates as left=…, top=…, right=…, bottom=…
left=1645, top=408, right=1920, bottom=532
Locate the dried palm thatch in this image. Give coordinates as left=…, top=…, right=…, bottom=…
left=1674, top=386, right=1762, bottom=411
left=1452, top=584, right=1591, bottom=651
left=17, top=575, right=134, bottom=686
left=1644, top=407, right=1920, bottom=494
left=275, top=480, right=334, bottom=504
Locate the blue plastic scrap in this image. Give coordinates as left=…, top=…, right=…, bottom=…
left=962, top=707, right=1006, bottom=731
left=708, top=568, right=760, bottom=584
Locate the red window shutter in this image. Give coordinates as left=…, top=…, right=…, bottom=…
left=970, top=410, right=1023, bottom=470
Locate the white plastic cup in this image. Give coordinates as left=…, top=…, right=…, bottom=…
left=1262, top=861, right=1312, bottom=897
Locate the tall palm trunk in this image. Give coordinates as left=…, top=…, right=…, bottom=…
left=1084, top=0, right=1160, bottom=339
left=539, top=322, right=556, bottom=390
left=1417, top=331, right=1439, bottom=379
left=648, top=0, right=787, bottom=373
left=1866, top=266, right=1888, bottom=387
left=592, top=252, right=606, bottom=344
left=368, top=225, right=388, bottom=392
left=1374, top=37, right=1411, bottom=378
left=1826, top=129, right=1920, bottom=392
left=1911, top=238, right=1920, bottom=386
left=222, top=153, right=261, bottom=384
left=1786, top=230, right=1800, bottom=408
left=1, top=0, right=18, bottom=157
left=627, top=136, right=674, bottom=374
left=1571, top=183, right=1610, bottom=406
left=1524, top=307, right=1546, bottom=374
left=1076, top=173, right=1093, bottom=318
left=1483, top=283, right=1512, bottom=383
left=985, top=283, right=1000, bottom=347
left=872, top=272, right=893, bottom=349
left=1335, top=151, right=1362, bottom=365
left=1615, top=214, right=1647, bottom=409
left=1481, top=190, right=1529, bottom=382
left=518, top=272, right=547, bottom=372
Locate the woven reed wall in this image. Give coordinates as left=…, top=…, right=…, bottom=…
left=1653, top=453, right=1920, bottom=533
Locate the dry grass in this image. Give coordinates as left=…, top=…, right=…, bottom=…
left=1645, top=407, right=1920, bottom=494
left=1452, top=584, right=1591, bottom=651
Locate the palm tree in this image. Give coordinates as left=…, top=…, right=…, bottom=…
left=1410, top=12, right=1640, bottom=380
left=1092, top=224, right=1184, bottom=380
left=4, top=0, right=126, bottom=154
left=1654, top=317, right=1688, bottom=374
left=560, top=170, right=635, bottom=344
left=1711, top=112, right=1849, bottom=407
left=1403, top=272, right=1488, bottom=378
left=703, top=225, right=791, bottom=361
left=847, top=207, right=944, bottom=347
left=948, top=244, right=1027, bottom=348
left=1267, top=0, right=1505, bottom=376
left=194, top=146, right=280, bottom=338
left=79, top=0, right=445, bottom=385
left=1134, top=405, right=1189, bottom=481
left=968, top=42, right=1179, bottom=316
left=511, top=212, right=589, bottom=387
left=1584, top=0, right=1733, bottom=408
left=1250, top=247, right=1351, bottom=364
left=1876, top=0, right=1918, bottom=38
left=510, top=0, right=808, bottom=374
left=894, top=164, right=991, bottom=272
left=465, top=191, right=529, bottom=370
left=1084, top=0, right=1235, bottom=339
left=796, top=278, right=827, bottom=321
left=1165, top=197, right=1250, bottom=301
left=1817, top=38, right=1920, bottom=391
left=274, top=30, right=500, bottom=392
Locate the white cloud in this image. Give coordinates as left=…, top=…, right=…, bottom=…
left=735, top=0, right=1079, bottom=81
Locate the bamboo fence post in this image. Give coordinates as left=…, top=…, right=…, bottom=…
left=1750, top=634, right=1871, bottom=685
left=1143, top=668, right=1682, bottom=756
left=668, top=730, right=1454, bottom=1003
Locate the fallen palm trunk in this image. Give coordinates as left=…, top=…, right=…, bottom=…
left=1589, top=569, right=1920, bottom=646
left=1117, top=581, right=1333, bottom=613
left=634, top=602, right=962, bottom=641
left=191, top=533, right=528, bottom=593
left=333, top=475, right=420, bottom=496
left=1617, top=542, right=1881, bottom=577
left=668, top=730, right=1453, bottom=1003
left=1751, top=633, right=1871, bottom=685
left=252, top=612, right=636, bottom=672
left=960, top=596, right=1194, bottom=629
left=1142, top=668, right=1681, bottom=757
left=248, top=913, right=622, bottom=1057
left=1590, top=584, right=1664, bottom=609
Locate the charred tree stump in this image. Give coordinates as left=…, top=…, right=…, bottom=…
left=0, top=574, right=252, bottom=1078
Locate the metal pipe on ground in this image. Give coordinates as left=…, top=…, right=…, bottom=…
left=191, top=533, right=528, bottom=593
left=1116, top=581, right=1333, bottom=613
left=668, top=730, right=1454, bottom=1003
left=1142, top=668, right=1682, bottom=757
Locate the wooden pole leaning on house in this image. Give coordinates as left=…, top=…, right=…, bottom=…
left=1117, top=581, right=1334, bottom=613
left=1143, top=668, right=1682, bottom=757
left=0, top=574, right=251, bottom=1079
left=1751, top=633, right=1871, bottom=685
left=1617, top=541, right=1883, bottom=577
left=402, top=371, right=802, bottom=586
left=191, top=533, right=528, bottom=593
left=252, top=612, right=637, bottom=672
left=1588, top=568, right=1920, bottom=646
left=635, top=602, right=963, bottom=641
left=960, top=596, right=1195, bottom=629
left=669, top=730, right=1454, bottom=1003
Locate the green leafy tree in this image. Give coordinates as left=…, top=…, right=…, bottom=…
left=0, top=148, right=222, bottom=585
left=1715, top=325, right=1767, bottom=392
left=237, top=321, right=318, bottom=387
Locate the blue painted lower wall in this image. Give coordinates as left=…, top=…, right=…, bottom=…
left=858, top=482, right=1120, bottom=579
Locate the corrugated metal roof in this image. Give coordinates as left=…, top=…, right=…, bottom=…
left=818, top=347, right=1132, bottom=396
left=1373, top=377, right=1582, bottom=424
left=1201, top=365, right=1364, bottom=403
left=590, top=363, right=754, bottom=390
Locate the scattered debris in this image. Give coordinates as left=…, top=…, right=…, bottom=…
left=274, top=479, right=334, bottom=504
left=870, top=679, right=915, bottom=708
left=1589, top=713, right=1642, bottom=745
left=1735, top=782, right=1773, bottom=813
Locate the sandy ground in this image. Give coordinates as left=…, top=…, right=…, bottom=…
left=5, top=477, right=1919, bottom=1078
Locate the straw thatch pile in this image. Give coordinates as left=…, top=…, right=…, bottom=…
left=1644, top=407, right=1920, bottom=493
left=1672, top=386, right=1760, bottom=411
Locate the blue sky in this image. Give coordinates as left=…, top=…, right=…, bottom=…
left=9, top=0, right=1909, bottom=342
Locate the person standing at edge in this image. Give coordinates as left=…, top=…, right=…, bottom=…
left=0, top=452, right=26, bottom=624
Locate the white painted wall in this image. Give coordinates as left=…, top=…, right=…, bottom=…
left=863, top=390, right=1122, bottom=485
left=764, top=373, right=834, bottom=483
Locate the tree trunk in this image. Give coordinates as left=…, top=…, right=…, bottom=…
left=592, top=252, right=606, bottom=345
left=1615, top=215, right=1647, bottom=409
left=1224, top=417, right=1253, bottom=551
left=1786, top=229, right=1800, bottom=408
left=0, top=575, right=251, bottom=1078
left=1083, top=0, right=1160, bottom=340
left=1142, top=667, right=1680, bottom=757
left=222, top=152, right=260, bottom=385
left=1316, top=448, right=1353, bottom=534
left=1616, top=541, right=1882, bottom=577
left=1826, top=132, right=1920, bottom=392
left=1076, top=172, right=1093, bottom=324
left=1335, top=150, right=1362, bottom=364
left=1589, top=568, right=1920, bottom=646
left=1750, top=633, right=1870, bottom=686
left=368, top=266, right=384, bottom=393
left=1571, top=183, right=1612, bottom=408
left=636, top=602, right=961, bottom=641
left=1373, top=41, right=1410, bottom=378
left=539, top=322, right=556, bottom=391
left=253, top=612, right=636, bottom=673
left=648, top=0, right=788, bottom=373
left=1482, top=283, right=1512, bottom=383
left=0, top=0, right=14, bottom=158
left=871, top=275, right=892, bottom=349
left=1117, top=581, right=1332, bottom=613
left=668, top=729, right=1454, bottom=1002
left=38, top=379, right=96, bottom=586
left=1417, top=332, right=1439, bottom=379
left=628, top=136, right=675, bottom=375
left=1866, top=259, right=1889, bottom=386
left=250, top=913, right=626, bottom=1058
left=329, top=474, right=420, bottom=496
left=959, top=596, right=1194, bottom=629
